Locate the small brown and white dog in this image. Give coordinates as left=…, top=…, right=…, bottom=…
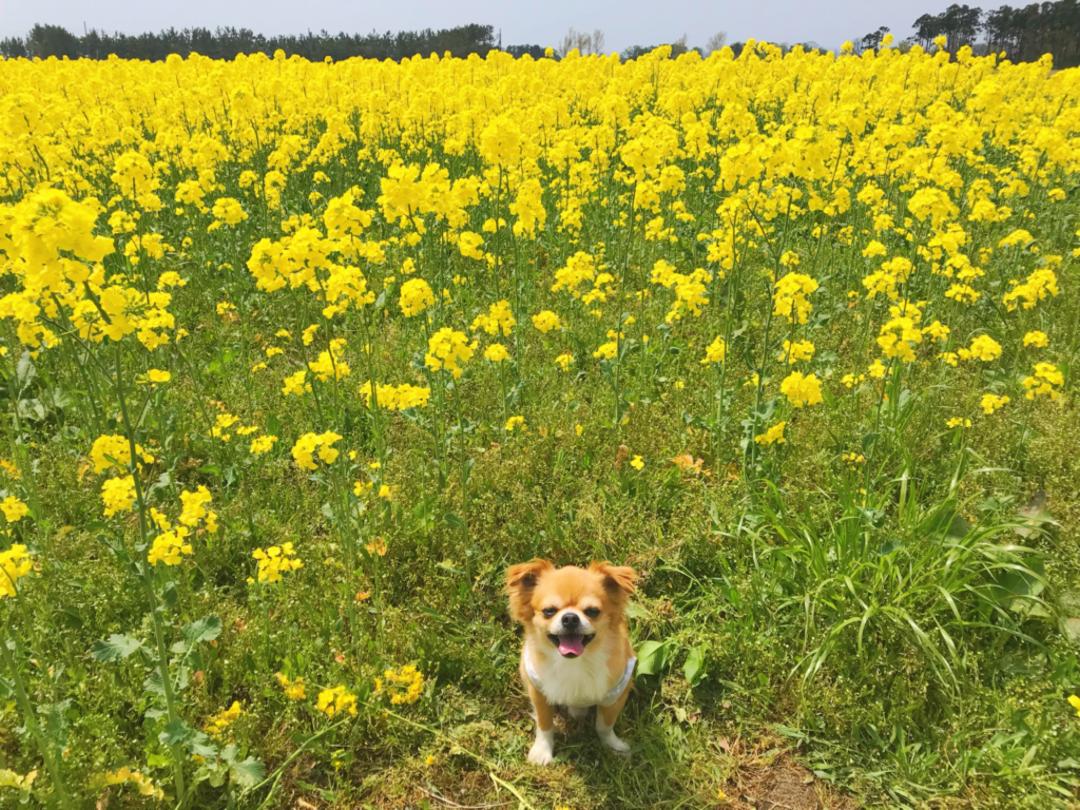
left=506, top=559, right=637, bottom=764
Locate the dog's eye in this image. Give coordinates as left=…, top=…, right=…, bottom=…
left=584, top=607, right=601, bottom=619
left=541, top=607, right=558, bottom=618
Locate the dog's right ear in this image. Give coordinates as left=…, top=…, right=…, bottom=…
left=506, top=559, right=552, bottom=623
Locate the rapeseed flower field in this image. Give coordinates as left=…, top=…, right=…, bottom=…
left=0, top=40, right=1077, bottom=807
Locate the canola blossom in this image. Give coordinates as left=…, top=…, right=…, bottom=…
left=375, top=664, right=425, bottom=705
left=0, top=543, right=32, bottom=598
left=316, top=685, right=359, bottom=718
left=251, top=542, right=304, bottom=584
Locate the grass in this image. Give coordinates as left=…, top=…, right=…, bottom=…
left=0, top=46, right=1078, bottom=809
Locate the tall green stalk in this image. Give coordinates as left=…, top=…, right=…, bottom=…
left=0, top=602, right=73, bottom=809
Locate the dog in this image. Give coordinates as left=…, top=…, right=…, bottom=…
left=506, top=559, right=637, bottom=764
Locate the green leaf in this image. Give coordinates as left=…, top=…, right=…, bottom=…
left=161, top=581, right=179, bottom=609
left=15, top=352, right=36, bottom=390
left=1061, top=616, right=1080, bottom=644
left=37, top=700, right=70, bottom=747
left=143, top=669, right=166, bottom=697
left=159, top=718, right=193, bottom=747
left=683, top=645, right=707, bottom=687
left=992, top=564, right=1047, bottom=615
left=16, top=398, right=46, bottom=422
left=91, top=634, right=143, bottom=662
left=636, top=640, right=672, bottom=676
left=206, top=348, right=237, bottom=376
left=189, top=731, right=217, bottom=758
left=230, top=756, right=266, bottom=788
left=147, top=471, right=173, bottom=496
left=183, top=616, right=222, bottom=645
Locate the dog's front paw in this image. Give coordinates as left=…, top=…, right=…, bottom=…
left=599, top=730, right=630, bottom=755
left=527, top=737, right=555, bottom=765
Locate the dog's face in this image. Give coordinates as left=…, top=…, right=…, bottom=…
left=506, top=560, right=636, bottom=659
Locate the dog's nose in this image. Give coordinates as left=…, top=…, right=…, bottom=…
left=561, top=612, right=580, bottom=629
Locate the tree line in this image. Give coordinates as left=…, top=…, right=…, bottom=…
left=862, top=0, right=1079, bottom=66
left=0, top=22, right=546, bottom=61
left=2, top=2, right=1078, bottom=65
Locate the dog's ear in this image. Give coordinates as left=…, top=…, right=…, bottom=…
left=506, top=559, right=552, bottom=623
left=590, top=561, right=637, bottom=599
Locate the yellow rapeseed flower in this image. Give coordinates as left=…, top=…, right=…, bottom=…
left=399, top=278, right=435, bottom=317
left=0, top=495, right=29, bottom=523
left=1022, top=362, right=1064, bottom=400
left=374, top=665, right=425, bottom=705
left=531, top=310, right=562, bottom=333
left=700, top=336, right=726, bottom=365
left=1022, top=330, right=1049, bottom=348
left=0, top=544, right=33, bottom=598
left=754, top=421, right=786, bottom=446
left=275, top=672, right=307, bottom=701
left=291, top=432, right=343, bottom=471
left=317, top=685, right=358, bottom=718
left=204, top=701, right=243, bottom=736
left=101, top=475, right=137, bottom=518
left=779, top=371, right=824, bottom=408
left=252, top=542, right=303, bottom=583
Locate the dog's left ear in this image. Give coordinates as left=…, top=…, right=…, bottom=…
left=590, top=561, right=637, bottom=598
left=506, top=559, right=552, bottom=623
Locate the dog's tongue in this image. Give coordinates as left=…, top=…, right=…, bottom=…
left=558, top=634, right=585, bottom=657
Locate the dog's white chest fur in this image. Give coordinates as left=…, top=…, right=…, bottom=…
left=524, top=638, right=614, bottom=708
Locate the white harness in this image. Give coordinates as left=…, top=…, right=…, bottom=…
left=524, top=654, right=637, bottom=707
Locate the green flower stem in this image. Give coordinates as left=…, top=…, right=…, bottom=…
left=111, top=344, right=188, bottom=806
left=0, top=608, right=73, bottom=809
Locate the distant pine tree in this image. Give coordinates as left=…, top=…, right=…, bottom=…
left=0, top=22, right=510, bottom=61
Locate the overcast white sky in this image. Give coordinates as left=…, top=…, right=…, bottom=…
left=0, top=0, right=967, bottom=52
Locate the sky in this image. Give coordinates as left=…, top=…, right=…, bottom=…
left=0, top=0, right=964, bottom=52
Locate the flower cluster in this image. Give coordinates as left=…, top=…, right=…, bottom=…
left=316, top=685, right=358, bottom=717
left=101, top=475, right=137, bottom=519
left=470, top=299, right=516, bottom=337
left=399, top=278, right=435, bottom=317
left=1023, top=362, right=1064, bottom=400
left=374, top=664, right=425, bottom=705
left=0, top=495, right=29, bottom=524
left=359, top=381, right=431, bottom=411
left=780, top=372, right=824, bottom=409
left=773, top=273, right=818, bottom=324
left=275, top=672, right=307, bottom=701
left=700, top=337, right=726, bottom=365
left=204, top=701, right=243, bottom=736
left=425, top=328, right=474, bottom=378
left=291, top=432, right=343, bottom=471
left=146, top=487, right=218, bottom=566
left=251, top=542, right=304, bottom=584
left=95, top=767, right=163, bottom=800
left=754, top=421, right=787, bottom=446
left=90, top=434, right=155, bottom=474
left=0, top=543, right=32, bottom=598
left=147, top=529, right=194, bottom=567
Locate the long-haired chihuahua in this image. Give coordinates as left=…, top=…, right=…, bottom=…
left=506, top=559, right=637, bottom=764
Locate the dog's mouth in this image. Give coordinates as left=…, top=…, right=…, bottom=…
left=548, top=632, right=595, bottom=658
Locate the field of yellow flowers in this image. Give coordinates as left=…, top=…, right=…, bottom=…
left=0, top=40, right=1077, bottom=808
